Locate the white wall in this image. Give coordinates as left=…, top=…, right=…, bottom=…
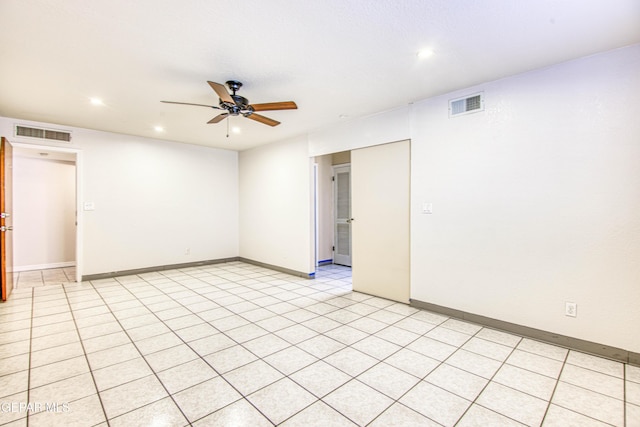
left=304, top=44, right=640, bottom=353
left=239, top=135, right=314, bottom=275
left=410, top=45, right=640, bottom=352
left=309, top=105, right=411, bottom=157
left=13, top=153, right=76, bottom=269
left=0, top=118, right=239, bottom=276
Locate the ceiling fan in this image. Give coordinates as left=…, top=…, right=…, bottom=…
left=161, top=80, right=297, bottom=127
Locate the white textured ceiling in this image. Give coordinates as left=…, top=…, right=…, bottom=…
left=1, top=0, right=639, bottom=151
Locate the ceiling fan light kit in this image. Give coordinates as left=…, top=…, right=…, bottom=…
left=161, top=80, right=297, bottom=129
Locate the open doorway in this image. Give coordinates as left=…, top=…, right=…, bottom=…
left=333, top=164, right=351, bottom=266
left=12, top=143, right=82, bottom=285
left=312, top=141, right=410, bottom=303
left=314, top=151, right=351, bottom=269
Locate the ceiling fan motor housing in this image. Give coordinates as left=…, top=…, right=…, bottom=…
left=220, top=81, right=252, bottom=115
left=234, top=95, right=252, bottom=110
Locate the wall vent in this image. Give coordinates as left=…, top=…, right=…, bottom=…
left=15, top=125, right=72, bottom=142
left=449, top=92, right=484, bottom=117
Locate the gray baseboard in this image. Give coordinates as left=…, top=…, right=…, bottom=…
left=238, top=257, right=314, bottom=279
left=82, top=257, right=315, bottom=282
left=410, top=299, right=639, bottom=367
left=81, top=257, right=240, bottom=281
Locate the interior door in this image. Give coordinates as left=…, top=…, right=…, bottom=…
left=352, top=140, right=410, bottom=303
left=333, top=164, right=352, bottom=266
left=1, top=137, right=14, bottom=301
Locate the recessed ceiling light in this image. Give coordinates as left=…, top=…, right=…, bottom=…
left=417, top=48, right=434, bottom=59
left=154, top=126, right=164, bottom=132
left=90, top=97, right=104, bottom=106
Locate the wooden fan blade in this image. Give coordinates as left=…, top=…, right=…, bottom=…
left=250, top=101, right=297, bottom=111
left=207, top=81, right=235, bottom=105
left=208, top=113, right=228, bottom=124
left=161, top=101, right=219, bottom=109
left=246, top=113, right=280, bottom=127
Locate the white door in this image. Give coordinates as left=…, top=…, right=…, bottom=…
left=352, top=140, right=410, bottom=303
left=333, top=164, right=352, bottom=266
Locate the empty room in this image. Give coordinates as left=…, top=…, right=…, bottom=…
left=0, top=1, right=639, bottom=426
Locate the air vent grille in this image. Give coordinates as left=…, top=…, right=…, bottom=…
left=15, top=125, right=71, bottom=142
left=449, top=92, right=484, bottom=117
left=16, top=126, right=44, bottom=139
left=44, top=129, right=72, bottom=142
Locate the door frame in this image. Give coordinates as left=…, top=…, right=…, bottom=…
left=11, top=142, right=83, bottom=283
left=313, top=163, right=318, bottom=267
left=1, top=137, right=14, bottom=300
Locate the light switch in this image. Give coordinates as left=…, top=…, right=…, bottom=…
left=83, top=202, right=95, bottom=211
left=422, top=203, right=433, bottom=214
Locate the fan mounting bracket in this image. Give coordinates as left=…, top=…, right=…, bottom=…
left=226, top=80, right=243, bottom=95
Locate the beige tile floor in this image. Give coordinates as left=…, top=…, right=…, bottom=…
left=0, top=262, right=638, bottom=426
left=13, top=267, right=76, bottom=288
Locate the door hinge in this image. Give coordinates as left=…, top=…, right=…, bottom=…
left=332, top=246, right=335, bottom=252
left=332, top=176, right=335, bottom=181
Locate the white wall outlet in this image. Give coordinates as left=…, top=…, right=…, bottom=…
left=83, top=202, right=95, bottom=211
left=565, top=302, right=577, bottom=317
left=422, top=202, right=433, bottom=214
left=185, top=248, right=190, bottom=255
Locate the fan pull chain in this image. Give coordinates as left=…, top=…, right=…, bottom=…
left=226, top=116, right=230, bottom=138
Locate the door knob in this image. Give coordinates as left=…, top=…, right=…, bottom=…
left=346, top=218, right=354, bottom=223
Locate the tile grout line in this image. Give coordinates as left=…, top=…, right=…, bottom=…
left=9, top=263, right=629, bottom=426
left=540, top=347, right=569, bottom=426
left=391, top=322, right=487, bottom=426
left=241, top=268, right=378, bottom=426
left=260, top=291, right=464, bottom=425
left=25, top=287, right=34, bottom=427
left=86, top=278, right=199, bottom=426
left=390, top=319, right=625, bottom=425
left=320, top=315, right=448, bottom=426
left=178, top=265, right=524, bottom=426
left=12, top=273, right=504, bottom=424
left=106, top=270, right=277, bottom=425
left=59, top=282, right=111, bottom=427
left=276, top=301, right=428, bottom=425
left=454, top=333, right=524, bottom=426
left=165, top=266, right=354, bottom=425
left=398, top=324, right=545, bottom=425
left=535, top=350, right=624, bottom=426
left=173, top=265, right=327, bottom=424
left=48, top=276, right=516, bottom=427
left=362, top=314, right=467, bottom=426
left=623, top=365, right=626, bottom=427
left=168, top=264, right=370, bottom=424
left=465, top=338, right=624, bottom=425
left=548, top=366, right=628, bottom=413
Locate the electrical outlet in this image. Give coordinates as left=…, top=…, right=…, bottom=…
left=185, top=248, right=190, bottom=255
left=565, top=302, right=577, bottom=317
